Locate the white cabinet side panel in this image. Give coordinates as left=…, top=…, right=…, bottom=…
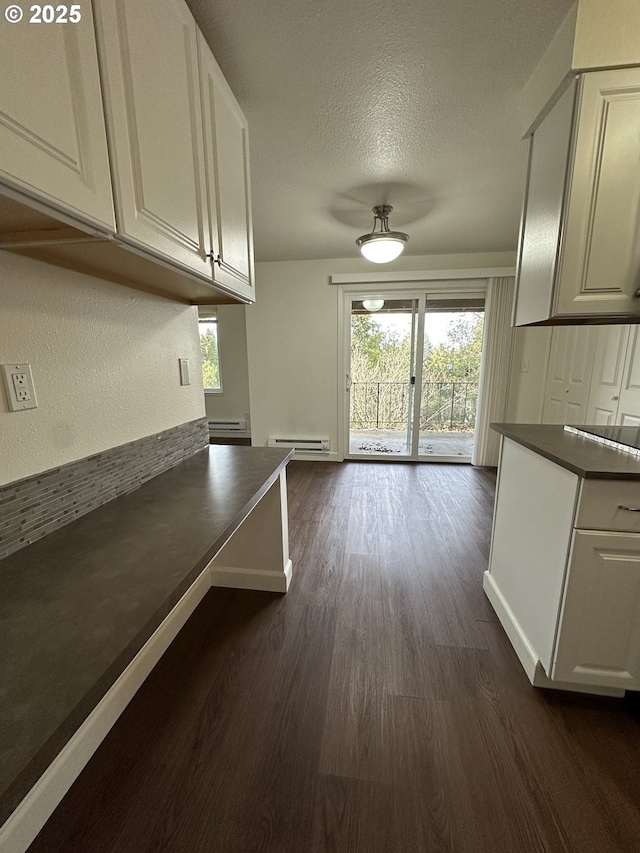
left=514, top=82, right=575, bottom=326
left=488, top=438, right=579, bottom=672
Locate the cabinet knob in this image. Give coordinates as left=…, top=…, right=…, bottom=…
left=612, top=395, right=619, bottom=401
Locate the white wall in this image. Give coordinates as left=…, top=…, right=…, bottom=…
left=0, top=253, right=205, bottom=484
left=521, top=4, right=577, bottom=136
left=203, top=305, right=251, bottom=428
left=247, top=252, right=516, bottom=457
left=505, top=327, right=553, bottom=422
left=521, top=0, right=640, bottom=136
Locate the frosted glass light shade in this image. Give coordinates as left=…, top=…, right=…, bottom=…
left=362, top=299, right=385, bottom=312
left=359, top=236, right=406, bottom=263
left=356, top=205, right=409, bottom=263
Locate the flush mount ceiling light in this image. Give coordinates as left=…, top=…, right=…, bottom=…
left=356, top=204, right=409, bottom=264
left=362, top=299, right=385, bottom=312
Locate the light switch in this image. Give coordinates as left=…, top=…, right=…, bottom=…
left=179, top=358, right=191, bottom=386
left=2, top=363, right=38, bottom=411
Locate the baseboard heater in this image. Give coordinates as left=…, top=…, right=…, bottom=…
left=267, top=437, right=330, bottom=454
left=208, top=419, right=247, bottom=433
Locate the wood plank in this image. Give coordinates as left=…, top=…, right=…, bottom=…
left=26, top=461, right=640, bottom=853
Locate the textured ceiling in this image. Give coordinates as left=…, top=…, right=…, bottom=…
left=188, top=0, right=574, bottom=262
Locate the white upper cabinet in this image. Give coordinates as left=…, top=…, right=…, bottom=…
left=93, top=0, right=211, bottom=280
left=0, top=0, right=255, bottom=304
left=0, top=1, right=114, bottom=230
left=514, top=67, right=640, bottom=325
left=198, top=33, right=255, bottom=301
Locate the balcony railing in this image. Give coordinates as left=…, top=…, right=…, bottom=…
left=350, top=380, right=478, bottom=432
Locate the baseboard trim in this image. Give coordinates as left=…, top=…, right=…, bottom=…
left=0, top=568, right=212, bottom=853
left=483, top=572, right=625, bottom=698
left=530, top=662, right=624, bottom=697
left=210, top=559, right=292, bottom=593
left=483, top=570, right=539, bottom=682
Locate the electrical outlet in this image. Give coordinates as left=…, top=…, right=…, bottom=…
left=13, top=373, right=30, bottom=401
left=2, top=364, right=38, bottom=411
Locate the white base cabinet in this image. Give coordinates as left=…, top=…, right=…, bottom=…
left=484, top=437, right=640, bottom=694
left=552, top=530, right=640, bottom=689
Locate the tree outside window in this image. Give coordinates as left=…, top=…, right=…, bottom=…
left=199, top=318, right=221, bottom=392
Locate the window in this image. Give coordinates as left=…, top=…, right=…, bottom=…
left=199, top=312, right=221, bottom=392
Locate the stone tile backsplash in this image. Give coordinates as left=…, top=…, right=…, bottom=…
left=0, top=417, right=209, bottom=559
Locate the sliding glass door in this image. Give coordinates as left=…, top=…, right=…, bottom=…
left=418, top=298, right=484, bottom=460
left=348, top=298, right=418, bottom=458
left=346, top=292, right=484, bottom=462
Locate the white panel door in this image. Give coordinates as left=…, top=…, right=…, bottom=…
left=95, top=0, right=211, bottom=279
left=618, top=326, right=640, bottom=427
left=552, top=530, right=640, bottom=689
left=0, top=1, right=114, bottom=229
left=542, top=326, right=597, bottom=423
left=585, top=326, right=630, bottom=424
left=198, top=33, right=254, bottom=301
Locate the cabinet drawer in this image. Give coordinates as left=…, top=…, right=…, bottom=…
left=576, top=479, right=640, bottom=533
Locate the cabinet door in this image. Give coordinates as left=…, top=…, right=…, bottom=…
left=617, top=326, right=640, bottom=427
left=0, top=1, right=114, bottom=229
left=585, top=326, right=630, bottom=424
left=542, top=326, right=597, bottom=423
left=94, top=0, right=211, bottom=279
left=552, top=530, right=640, bottom=689
left=198, top=34, right=255, bottom=302
left=555, top=68, right=640, bottom=319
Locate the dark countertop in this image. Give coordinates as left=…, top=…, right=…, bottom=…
left=491, top=424, right=640, bottom=480
left=0, top=445, right=292, bottom=823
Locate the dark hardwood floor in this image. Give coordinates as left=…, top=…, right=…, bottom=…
left=29, top=461, right=640, bottom=852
